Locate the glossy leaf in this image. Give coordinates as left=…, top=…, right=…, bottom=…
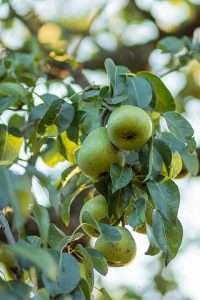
left=110, top=164, right=133, bottom=193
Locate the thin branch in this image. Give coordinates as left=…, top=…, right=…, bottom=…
left=0, top=211, right=16, bottom=245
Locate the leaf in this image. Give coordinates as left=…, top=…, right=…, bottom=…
left=127, top=76, right=152, bottom=108
left=158, top=36, right=185, bottom=54
left=60, top=132, right=79, bottom=163
left=0, top=125, right=23, bottom=166
left=0, top=167, right=33, bottom=228
left=0, top=82, right=27, bottom=102
left=139, top=72, right=175, bottom=112
left=99, top=223, right=121, bottom=241
left=147, top=180, right=180, bottom=222
left=33, top=289, right=49, bottom=300
left=42, top=252, right=80, bottom=296
left=152, top=210, right=183, bottom=265
left=104, top=58, right=128, bottom=103
left=145, top=225, right=160, bottom=256
left=128, top=198, right=145, bottom=229
left=0, top=96, right=17, bottom=113
left=160, top=132, right=199, bottom=175
left=99, top=288, right=113, bottom=300
left=55, top=101, right=74, bottom=133
left=0, top=279, right=32, bottom=300
left=10, top=240, right=57, bottom=280
left=86, top=247, right=108, bottom=276
left=33, top=203, right=50, bottom=246
left=48, top=224, right=71, bottom=252
left=164, top=112, right=194, bottom=145
left=110, top=164, right=133, bottom=193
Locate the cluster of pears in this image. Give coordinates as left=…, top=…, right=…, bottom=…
left=78, top=105, right=153, bottom=267
left=77, top=105, right=153, bottom=179
left=80, top=195, right=137, bottom=267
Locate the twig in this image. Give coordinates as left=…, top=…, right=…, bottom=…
left=0, top=211, right=16, bottom=245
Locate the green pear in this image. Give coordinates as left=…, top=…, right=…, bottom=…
left=80, top=195, right=108, bottom=237
left=77, top=127, right=122, bottom=178
left=95, top=226, right=136, bottom=267
left=107, top=105, right=152, bottom=151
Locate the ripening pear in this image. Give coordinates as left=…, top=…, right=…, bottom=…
left=77, top=127, right=122, bottom=179
left=95, top=226, right=136, bottom=267
left=107, top=105, right=152, bottom=151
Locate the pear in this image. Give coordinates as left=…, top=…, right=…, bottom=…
left=77, top=127, right=121, bottom=179
left=107, top=105, right=152, bottom=151
left=80, top=195, right=108, bottom=237
left=95, top=226, right=136, bottom=267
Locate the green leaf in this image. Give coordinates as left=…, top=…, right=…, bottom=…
left=127, top=76, right=152, bottom=108
left=0, top=82, right=27, bottom=102
left=147, top=180, right=180, bottom=222
left=0, top=125, right=23, bottom=166
left=139, top=72, right=175, bottom=112
left=33, top=203, right=50, bottom=246
left=33, top=289, right=49, bottom=300
left=99, top=223, right=121, bottom=241
left=0, top=279, right=32, bottom=300
left=55, top=101, right=74, bottom=133
left=104, top=58, right=128, bottom=103
left=110, top=164, right=133, bottom=193
left=42, top=252, right=80, bottom=296
left=0, top=167, right=33, bottom=228
left=76, top=244, right=94, bottom=292
left=164, top=112, right=194, bottom=145
left=160, top=132, right=199, bottom=175
left=10, top=240, right=57, bottom=280
left=128, top=198, right=145, bottom=229
left=86, top=247, right=108, bottom=276
left=158, top=36, right=185, bottom=54
left=145, top=225, right=160, bottom=256
left=152, top=210, right=183, bottom=264
left=0, top=96, right=17, bottom=113
left=99, top=288, right=113, bottom=300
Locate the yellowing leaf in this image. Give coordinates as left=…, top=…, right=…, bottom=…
left=0, top=125, right=23, bottom=165
left=41, top=140, right=65, bottom=167
left=169, top=152, right=183, bottom=178
left=60, top=132, right=79, bottom=163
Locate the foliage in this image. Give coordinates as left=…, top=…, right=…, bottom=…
left=0, top=1, right=199, bottom=299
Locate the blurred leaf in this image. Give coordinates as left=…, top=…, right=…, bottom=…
left=127, top=76, right=152, bottom=108
left=147, top=180, right=180, bottom=222
left=158, top=36, right=185, bottom=54
left=86, top=247, right=108, bottom=276
left=10, top=240, right=57, bottom=280
left=164, top=112, right=194, bottom=145
left=33, top=289, right=49, bottom=300
left=99, top=223, right=121, bottom=241
left=0, top=125, right=23, bottom=166
left=0, top=279, right=31, bottom=300
left=152, top=210, right=183, bottom=265
left=33, top=203, right=50, bottom=246
left=76, top=244, right=94, bottom=292
left=0, top=82, right=27, bottom=103
left=99, top=288, right=113, bottom=300
left=128, top=198, right=145, bottom=229
left=42, top=252, right=80, bottom=296
left=0, top=96, right=17, bottom=113
left=110, top=164, right=133, bottom=193
left=139, top=72, right=175, bottom=112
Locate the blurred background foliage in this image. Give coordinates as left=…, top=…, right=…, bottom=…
left=1, top=0, right=200, bottom=299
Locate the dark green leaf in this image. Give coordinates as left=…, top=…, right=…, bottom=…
left=152, top=210, right=183, bottom=264
left=33, top=203, right=50, bottom=246
left=10, top=240, right=57, bottom=280
left=147, top=180, right=180, bottom=222
left=110, top=164, right=133, bottom=193
left=164, top=112, right=194, bottom=144
left=128, top=198, right=145, bottom=229
left=42, top=252, right=80, bottom=296
left=86, top=247, right=108, bottom=276
left=139, top=72, right=175, bottom=112
left=127, top=76, right=152, bottom=108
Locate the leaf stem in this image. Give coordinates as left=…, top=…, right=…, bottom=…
left=0, top=211, right=16, bottom=245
